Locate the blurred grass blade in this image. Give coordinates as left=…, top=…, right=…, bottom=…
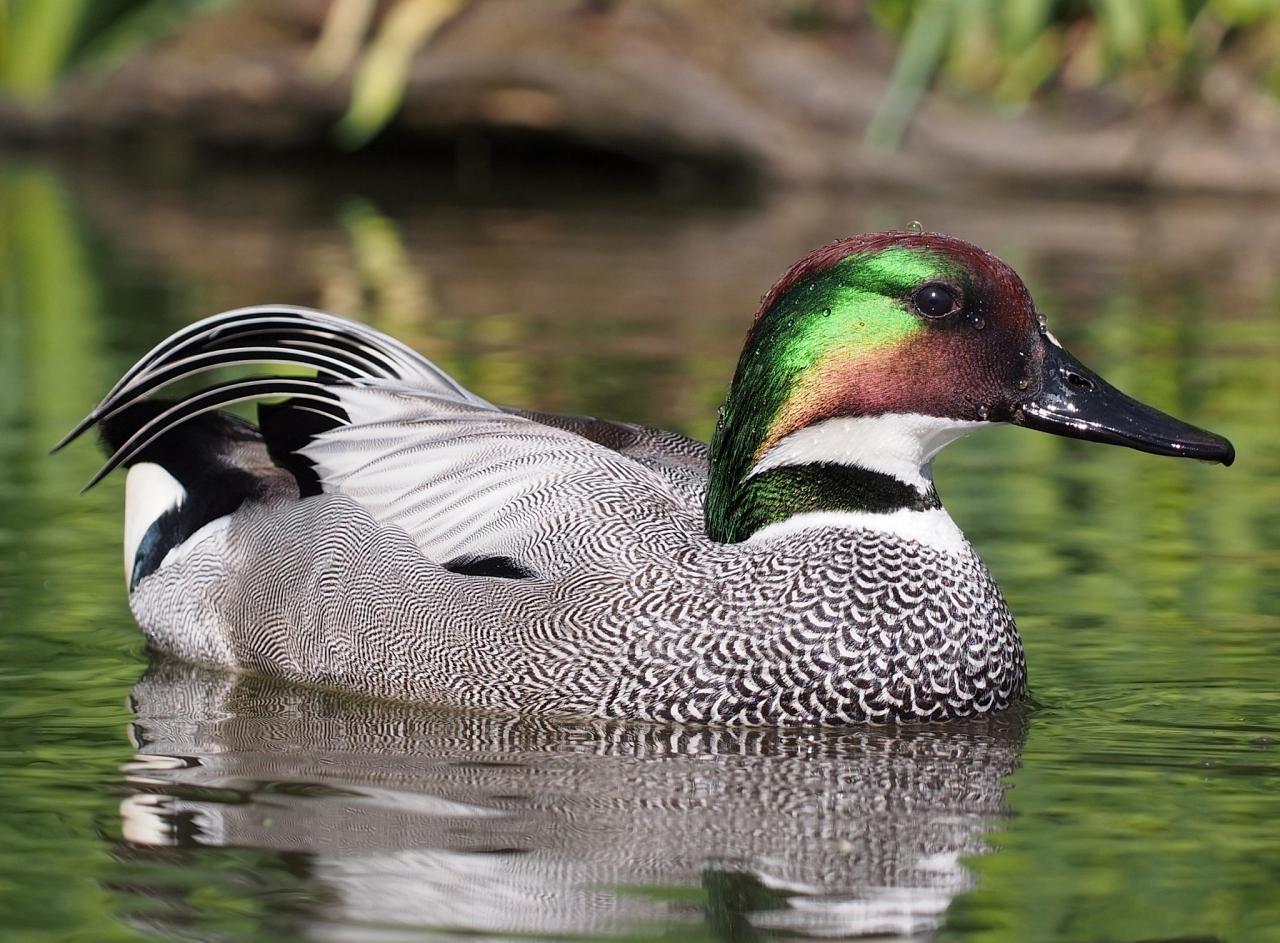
left=1, top=0, right=91, bottom=100
left=335, top=0, right=468, bottom=149
left=0, top=0, right=227, bottom=102
left=308, top=0, right=377, bottom=81
left=1092, top=0, right=1148, bottom=59
left=865, top=0, right=953, bottom=151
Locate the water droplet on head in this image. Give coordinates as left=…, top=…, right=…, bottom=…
left=907, top=220, right=924, bottom=234
left=972, top=316, right=986, bottom=331
left=1036, top=312, right=1064, bottom=348
left=807, top=283, right=816, bottom=292
left=822, top=307, right=831, bottom=317
left=1016, top=377, right=1031, bottom=391
left=977, top=404, right=990, bottom=420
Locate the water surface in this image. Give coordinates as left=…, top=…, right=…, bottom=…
left=1, top=158, right=1277, bottom=942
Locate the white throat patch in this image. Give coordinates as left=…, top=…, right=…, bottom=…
left=747, top=413, right=982, bottom=493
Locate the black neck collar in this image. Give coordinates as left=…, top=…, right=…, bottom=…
left=714, top=462, right=940, bottom=543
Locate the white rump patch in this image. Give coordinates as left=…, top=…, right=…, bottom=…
left=746, top=508, right=971, bottom=556
left=123, top=463, right=186, bottom=584
left=747, top=413, right=983, bottom=493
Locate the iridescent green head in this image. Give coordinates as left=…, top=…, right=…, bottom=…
left=705, top=232, right=1233, bottom=543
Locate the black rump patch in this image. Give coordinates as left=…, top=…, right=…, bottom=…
left=258, top=399, right=346, bottom=496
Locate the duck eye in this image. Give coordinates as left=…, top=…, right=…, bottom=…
left=913, top=284, right=957, bottom=318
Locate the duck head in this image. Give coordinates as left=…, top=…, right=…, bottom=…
left=706, top=231, right=1234, bottom=544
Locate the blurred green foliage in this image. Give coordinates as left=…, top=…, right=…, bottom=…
left=868, top=0, right=1280, bottom=145
left=0, top=0, right=227, bottom=100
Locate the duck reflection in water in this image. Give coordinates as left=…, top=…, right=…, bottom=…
left=116, top=660, right=1025, bottom=941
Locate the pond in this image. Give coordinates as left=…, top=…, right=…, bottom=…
left=1, top=155, right=1277, bottom=943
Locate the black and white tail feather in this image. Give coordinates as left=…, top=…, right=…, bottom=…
left=59, top=304, right=492, bottom=484
left=60, top=305, right=704, bottom=591
left=55, top=306, right=504, bottom=586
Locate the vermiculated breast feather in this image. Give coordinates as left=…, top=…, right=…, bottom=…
left=130, top=489, right=1024, bottom=725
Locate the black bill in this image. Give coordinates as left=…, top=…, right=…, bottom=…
left=1013, top=342, right=1235, bottom=466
